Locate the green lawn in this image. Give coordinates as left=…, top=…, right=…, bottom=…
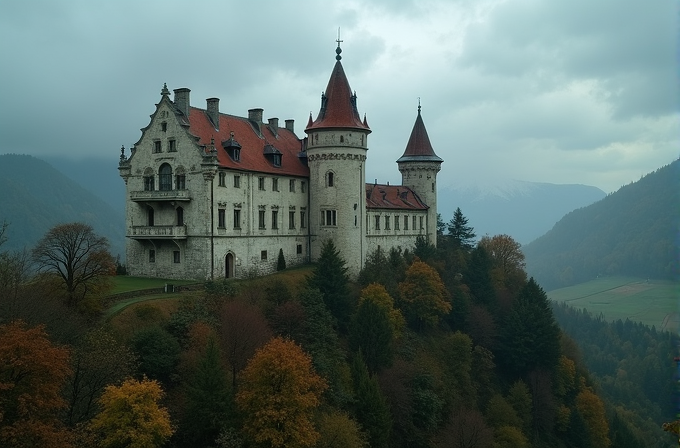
left=110, top=276, right=199, bottom=294
left=548, top=276, right=680, bottom=331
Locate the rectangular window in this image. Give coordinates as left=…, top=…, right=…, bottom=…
left=300, top=211, right=306, bottom=228
left=289, top=179, right=295, bottom=192
left=153, top=140, right=161, bottom=153
left=289, top=211, right=296, bottom=229
left=272, top=210, right=278, bottom=229
left=273, top=154, right=281, bottom=167
left=218, top=172, right=226, bottom=187
left=385, top=216, right=390, bottom=230
left=149, top=250, right=155, bottom=263
left=175, top=174, right=186, bottom=190
left=233, top=209, right=241, bottom=229
left=413, top=216, right=417, bottom=231
left=258, top=210, right=266, bottom=229
left=234, top=175, right=241, bottom=188
left=218, top=209, right=226, bottom=228
left=297, top=244, right=303, bottom=254
left=395, top=215, right=400, bottom=230
left=258, top=177, right=265, bottom=191
left=322, top=210, right=337, bottom=226
left=301, top=181, right=306, bottom=193
left=272, top=178, right=279, bottom=191
left=168, top=139, right=176, bottom=152
left=420, top=216, right=424, bottom=230
left=173, top=251, right=180, bottom=263
left=261, top=250, right=267, bottom=261
left=374, top=215, right=380, bottom=230
left=404, top=215, right=409, bottom=230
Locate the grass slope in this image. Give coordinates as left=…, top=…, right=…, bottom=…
left=548, top=276, right=680, bottom=331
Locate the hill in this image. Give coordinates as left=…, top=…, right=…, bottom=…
left=0, top=154, right=125, bottom=257
left=439, top=180, right=605, bottom=244
left=523, top=159, right=680, bottom=290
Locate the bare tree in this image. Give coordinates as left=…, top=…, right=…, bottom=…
left=32, top=222, right=115, bottom=306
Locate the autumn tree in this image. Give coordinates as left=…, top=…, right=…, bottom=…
left=89, top=378, right=173, bottom=448
left=236, top=337, right=327, bottom=448
left=479, top=234, right=527, bottom=292
left=575, top=386, right=610, bottom=448
left=316, top=411, right=368, bottom=448
left=219, top=300, right=272, bottom=388
left=308, top=239, right=352, bottom=330
left=447, top=207, right=476, bottom=250
left=65, top=327, right=137, bottom=425
left=397, top=258, right=450, bottom=330
left=0, top=320, right=73, bottom=448
left=32, top=222, right=115, bottom=307
left=358, top=283, right=405, bottom=338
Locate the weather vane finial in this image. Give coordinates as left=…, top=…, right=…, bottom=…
left=336, top=27, right=343, bottom=61
left=418, top=97, right=421, bottom=114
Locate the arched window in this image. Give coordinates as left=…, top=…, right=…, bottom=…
left=326, top=171, right=334, bottom=187
left=159, top=163, right=172, bottom=191
left=176, top=207, right=184, bottom=226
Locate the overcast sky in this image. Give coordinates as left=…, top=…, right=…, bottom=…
left=0, top=0, right=677, bottom=193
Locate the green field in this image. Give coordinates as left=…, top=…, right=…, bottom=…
left=110, top=276, right=198, bottom=294
left=548, top=276, right=680, bottom=331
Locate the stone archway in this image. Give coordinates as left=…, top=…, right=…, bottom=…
left=225, top=253, right=234, bottom=278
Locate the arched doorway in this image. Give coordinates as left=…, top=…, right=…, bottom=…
left=225, top=253, right=234, bottom=278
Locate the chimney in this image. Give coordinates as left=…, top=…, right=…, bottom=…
left=248, top=108, right=263, bottom=123
left=206, top=98, right=219, bottom=129
left=285, top=119, right=295, bottom=133
left=268, top=118, right=279, bottom=137
left=173, top=88, right=191, bottom=117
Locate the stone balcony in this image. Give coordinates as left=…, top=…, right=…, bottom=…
left=128, top=225, right=187, bottom=239
left=130, top=190, right=191, bottom=202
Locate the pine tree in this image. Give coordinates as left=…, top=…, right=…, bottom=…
left=276, top=248, right=286, bottom=271
left=308, top=239, right=352, bottom=331
left=350, top=296, right=394, bottom=374
left=447, top=207, right=476, bottom=250
left=350, top=352, right=391, bottom=448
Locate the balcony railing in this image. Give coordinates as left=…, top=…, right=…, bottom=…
left=128, top=225, right=187, bottom=239
left=130, top=190, right=191, bottom=202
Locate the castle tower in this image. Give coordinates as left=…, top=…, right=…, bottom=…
left=305, top=43, right=371, bottom=275
left=397, top=105, right=443, bottom=246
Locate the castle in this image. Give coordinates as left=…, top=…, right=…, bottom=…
left=118, top=44, right=443, bottom=280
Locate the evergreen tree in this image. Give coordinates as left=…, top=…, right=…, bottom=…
left=308, top=239, right=352, bottom=331
left=464, top=245, right=497, bottom=310
left=181, top=336, right=231, bottom=447
left=350, top=296, right=394, bottom=374
left=276, top=248, right=286, bottom=271
left=414, top=235, right=436, bottom=262
left=350, top=352, right=392, bottom=448
left=447, top=207, right=476, bottom=250
left=497, top=278, right=561, bottom=379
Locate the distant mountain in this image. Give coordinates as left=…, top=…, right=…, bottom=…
left=0, top=154, right=125, bottom=258
left=523, top=159, right=680, bottom=290
left=438, top=180, right=606, bottom=244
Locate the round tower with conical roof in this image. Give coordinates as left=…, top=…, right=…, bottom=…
left=397, top=105, right=443, bottom=246
left=305, top=44, right=371, bottom=275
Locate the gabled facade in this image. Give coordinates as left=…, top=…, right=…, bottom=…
left=119, top=46, right=443, bottom=280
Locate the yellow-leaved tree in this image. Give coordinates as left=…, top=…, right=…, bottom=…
left=236, top=337, right=327, bottom=448
left=359, top=283, right=406, bottom=338
left=575, top=386, right=611, bottom=448
left=398, top=259, right=450, bottom=330
left=89, top=378, right=173, bottom=448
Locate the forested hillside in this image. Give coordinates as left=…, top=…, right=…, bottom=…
left=0, top=154, right=125, bottom=257
left=3, top=219, right=675, bottom=447
left=523, top=159, right=680, bottom=290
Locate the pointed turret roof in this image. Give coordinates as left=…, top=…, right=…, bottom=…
left=305, top=45, right=370, bottom=133
left=396, top=105, right=443, bottom=163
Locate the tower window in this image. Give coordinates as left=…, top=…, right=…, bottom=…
left=258, top=177, right=265, bottom=191
left=258, top=210, right=266, bottom=229
left=321, top=210, right=337, bottom=226
left=218, top=209, right=226, bottom=228
left=272, top=210, right=279, bottom=230
left=234, top=209, right=241, bottom=229
left=301, top=181, right=306, bottom=193
left=326, top=171, right=334, bottom=187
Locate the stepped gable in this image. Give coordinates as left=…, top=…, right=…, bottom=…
left=396, top=106, right=443, bottom=163
left=305, top=47, right=370, bottom=132
left=187, top=107, right=309, bottom=177
left=365, top=183, right=428, bottom=210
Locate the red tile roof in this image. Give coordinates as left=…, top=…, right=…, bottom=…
left=365, top=183, right=428, bottom=210
left=187, top=107, right=309, bottom=177
left=396, top=107, right=443, bottom=163
left=305, top=61, right=371, bottom=132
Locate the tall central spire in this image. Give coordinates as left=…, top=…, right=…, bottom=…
left=305, top=41, right=370, bottom=132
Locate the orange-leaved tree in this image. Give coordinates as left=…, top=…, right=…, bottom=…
left=89, top=378, right=173, bottom=448
left=397, top=259, right=450, bottom=330
left=236, top=336, right=327, bottom=448
left=0, top=320, right=72, bottom=448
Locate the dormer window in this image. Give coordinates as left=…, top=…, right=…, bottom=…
left=233, top=148, right=240, bottom=162
left=264, top=144, right=282, bottom=168
left=221, top=132, right=242, bottom=162
left=273, top=154, right=281, bottom=167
